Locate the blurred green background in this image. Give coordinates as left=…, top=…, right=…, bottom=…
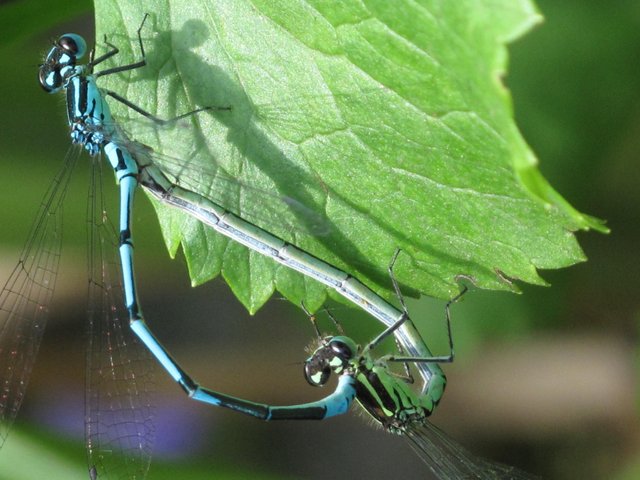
left=0, top=0, right=638, bottom=479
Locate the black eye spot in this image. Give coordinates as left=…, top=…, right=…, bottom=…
left=329, top=339, right=352, bottom=359
left=58, top=35, right=79, bottom=54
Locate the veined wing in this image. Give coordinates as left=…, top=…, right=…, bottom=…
left=103, top=79, right=442, bottom=266
left=85, top=159, right=155, bottom=479
left=405, top=420, right=540, bottom=480
left=101, top=114, right=331, bottom=240
left=142, top=79, right=436, bottom=240
left=0, top=149, right=77, bottom=446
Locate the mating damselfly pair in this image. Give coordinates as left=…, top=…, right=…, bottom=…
left=0, top=14, right=538, bottom=479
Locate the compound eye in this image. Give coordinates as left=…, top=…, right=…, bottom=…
left=304, top=360, right=331, bottom=387
left=38, top=66, right=61, bottom=92
left=329, top=339, right=353, bottom=360
left=57, top=34, right=87, bottom=59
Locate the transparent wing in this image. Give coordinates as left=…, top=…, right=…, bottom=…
left=85, top=159, right=155, bottom=479
left=144, top=142, right=330, bottom=237
left=123, top=78, right=437, bottom=241
left=405, top=420, right=540, bottom=480
left=104, top=112, right=331, bottom=238
left=0, top=150, right=77, bottom=446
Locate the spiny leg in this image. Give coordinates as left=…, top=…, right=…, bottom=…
left=392, top=338, right=415, bottom=384
left=94, top=13, right=150, bottom=77
left=301, top=301, right=323, bottom=340
left=103, top=90, right=223, bottom=125
left=388, top=285, right=468, bottom=364
left=93, top=13, right=230, bottom=123
left=365, top=248, right=412, bottom=353
left=325, top=308, right=345, bottom=335
left=301, top=302, right=345, bottom=340
left=365, top=249, right=467, bottom=364
left=387, top=251, right=415, bottom=380
left=89, top=38, right=119, bottom=68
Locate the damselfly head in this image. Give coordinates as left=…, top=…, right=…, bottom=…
left=303, top=336, right=358, bottom=387
left=39, top=33, right=87, bottom=93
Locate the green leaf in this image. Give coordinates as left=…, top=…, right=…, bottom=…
left=94, top=0, right=606, bottom=313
